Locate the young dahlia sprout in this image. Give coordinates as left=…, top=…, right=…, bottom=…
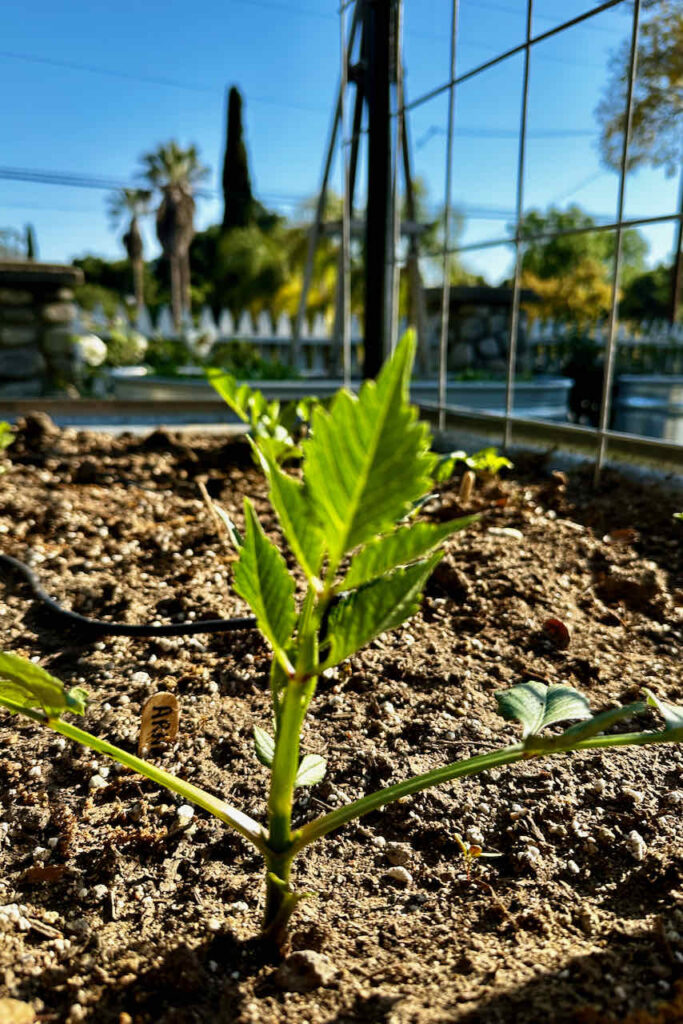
left=1, top=332, right=681, bottom=946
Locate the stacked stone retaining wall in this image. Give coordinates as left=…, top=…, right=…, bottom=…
left=0, top=262, right=84, bottom=397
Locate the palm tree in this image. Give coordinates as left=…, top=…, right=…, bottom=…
left=108, top=188, right=152, bottom=311
left=139, top=142, right=209, bottom=328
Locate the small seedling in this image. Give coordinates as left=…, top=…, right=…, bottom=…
left=1, top=335, right=681, bottom=946
left=434, top=447, right=513, bottom=486
left=207, top=370, right=317, bottom=464
left=0, top=421, right=14, bottom=475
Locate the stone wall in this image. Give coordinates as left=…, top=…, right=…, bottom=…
left=0, top=262, right=84, bottom=397
left=425, top=286, right=535, bottom=375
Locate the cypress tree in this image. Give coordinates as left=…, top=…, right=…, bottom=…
left=222, top=86, right=254, bottom=231
left=25, top=224, right=38, bottom=261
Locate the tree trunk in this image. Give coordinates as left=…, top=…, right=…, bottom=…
left=180, top=249, right=191, bottom=315
left=170, top=255, right=182, bottom=331
left=133, top=258, right=145, bottom=312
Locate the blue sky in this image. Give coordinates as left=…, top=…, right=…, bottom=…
left=0, top=0, right=679, bottom=283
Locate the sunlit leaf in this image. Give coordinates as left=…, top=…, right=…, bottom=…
left=495, top=681, right=591, bottom=738
left=644, top=689, right=683, bottom=731
left=324, top=553, right=441, bottom=668
left=0, top=651, right=86, bottom=717
left=294, top=754, right=327, bottom=788
left=232, top=499, right=296, bottom=669
left=253, top=725, right=275, bottom=768
left=303, top=330, right=434, bottom=573
left=342, top=517, right=475, bottom=591
left=253, top=445, right=324, bottom=581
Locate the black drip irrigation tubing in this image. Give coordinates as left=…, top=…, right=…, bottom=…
left=0, top=553, right=257, bottom=639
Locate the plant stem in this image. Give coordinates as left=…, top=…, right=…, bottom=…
left=292, top=743, right=527, bottom=853
left=0, top=698, right=265, bottom=850
left=292, top=726, right=682, bottom=855
left=267, top=682, right=306, bottom=852
left=262, top=849, right=300, bottom=937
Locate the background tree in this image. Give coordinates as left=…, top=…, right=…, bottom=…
left=520, top=206, right=647, bottom=323
left=0, top=228, right=25, bottom=260
left=140, top=142, right=209, bottom=327
left=25, top=224, right=37, bottom=262
left=520, top=205, right=647, bottom=284
left=596, top=0, right=683, bottom=320
left=597, top=0, right=682, bottom=176
left=107, top=188, right=152, bottom=311
left=222, top=87, right=254, bottom=232
left=216, top=224, right=288, bottom=315
left=523, top=260, right=616, bottom=325
left=619, top=263, right=673, bottom=321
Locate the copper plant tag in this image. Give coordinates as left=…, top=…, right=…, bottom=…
left=138, top=692, right=179, bottom=755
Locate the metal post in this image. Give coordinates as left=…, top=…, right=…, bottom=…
left=340, top=1, right=352, bottom=388
left=594, top=0, right=641, bottom=483
left=363, top=0, right=392, bottom=378
left=388, top=0, right=404, bottom=355
left=401, top=107, right=429, bottom=372
left=669, top=164, right=683, bottom=326
left=294, top=2, right=361, bottom=365
left=438, top=0, right=459, bottom=430
left=504, top=0, right=533, bottom=450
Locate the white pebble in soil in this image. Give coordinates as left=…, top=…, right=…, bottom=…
left=384, top=866, right=413, bottom=886
left=175, top=805, right=195, bottom=826
left=626, top=830, right=647, bottom=861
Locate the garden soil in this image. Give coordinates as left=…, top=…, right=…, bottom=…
left=0, top=415, right=681, bottom=1024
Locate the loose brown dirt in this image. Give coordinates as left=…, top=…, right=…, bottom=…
left=0, top=416, right=681, bottom=1024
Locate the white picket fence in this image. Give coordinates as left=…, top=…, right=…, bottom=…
left=528, top=318, right=683, bottom=349
left=73, top=301, right=683, bottom=377
left=74, top=302, right=366, bottom=375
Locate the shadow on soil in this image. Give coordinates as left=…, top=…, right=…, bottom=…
left=452, top=923, right=683, bottom=1024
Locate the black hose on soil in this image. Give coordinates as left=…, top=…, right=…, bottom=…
left=0, top=553, right=257, bottom=639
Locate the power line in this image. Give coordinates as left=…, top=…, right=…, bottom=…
left=0, top=49, right=329, bottom=113
left=0, top=165, right=311, bottom=208
left=415, top=124, right=596, bottom=148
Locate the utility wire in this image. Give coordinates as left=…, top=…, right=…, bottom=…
left=0, top=49, right=329, bottom=113
left=0, top=165, right=647, bottom=226
left=0, top=166, right=310, bottom=209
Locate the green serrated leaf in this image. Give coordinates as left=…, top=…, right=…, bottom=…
left=303, top=331, right=434, bottom=573
left=644, top=689, right=683, bottom=730
left=232, top=499, right=296, bottom=671
left=294, top=753, right=327, bottom=788
left=342, top=517, right=476, bottom=591
left=324, top=552, right=441, bottom=668
left=0, top=651, right=87, bottom=717
left=254, top=445, right=324, bottom=581
left=495, top=681, right=592, bottom=739
left=253, top=725, right=275, bottom=767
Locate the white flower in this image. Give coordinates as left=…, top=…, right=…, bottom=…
left=184, top=327, right=216, bottom=359
left=76, top=334, right=107, bottom=367
left=128, top=331, right=148, bottom=360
